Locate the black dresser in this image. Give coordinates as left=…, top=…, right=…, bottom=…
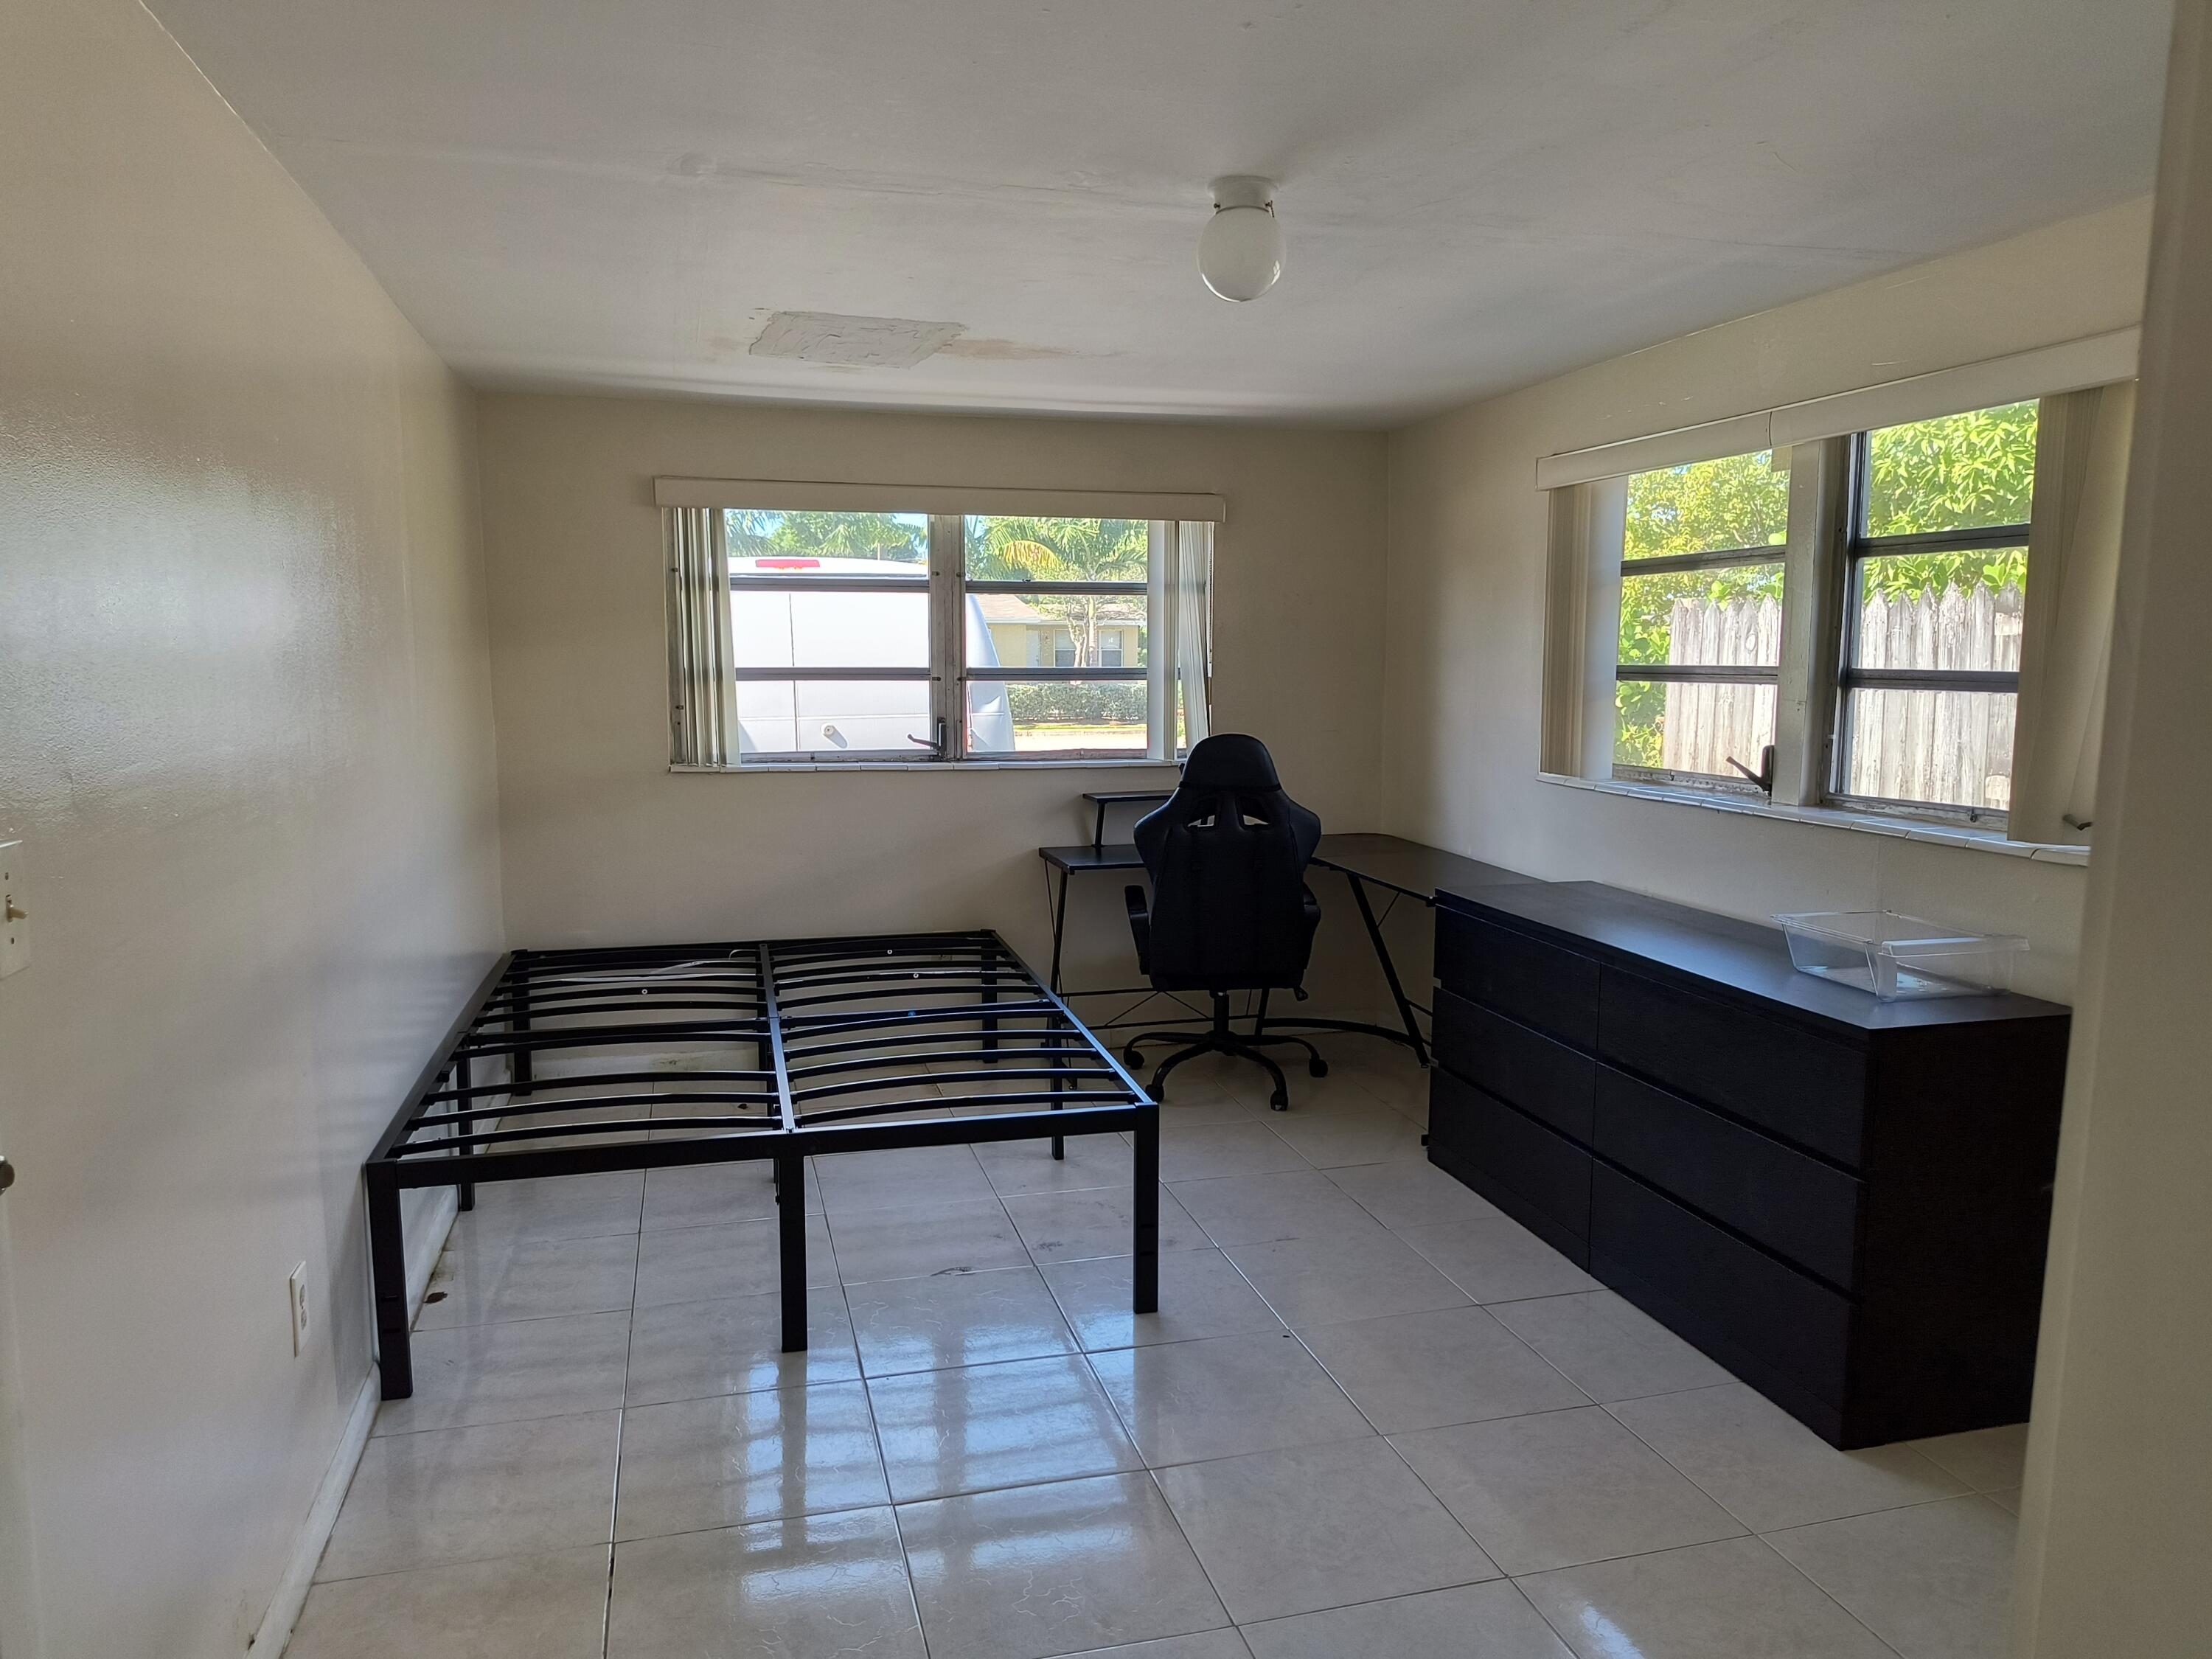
left=1427, top=880, right=2070, bottom=1448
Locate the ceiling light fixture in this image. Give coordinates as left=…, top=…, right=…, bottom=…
left=1197, top=175, right=1284, bottom=302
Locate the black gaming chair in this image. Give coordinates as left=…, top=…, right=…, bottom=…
left=1121, top=734, right=1328, bottom=1109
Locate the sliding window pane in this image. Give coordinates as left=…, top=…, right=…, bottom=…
left=736, top=678, right=934, bottom=758
left=1842, top=687, right=2017, bottom=813
left=1624, top=451, right=1789, bottom=561
left=967, top=679, right=1149, bottom=757
left=1863, top=402, right=2037, bottom=538
left=1849, top=549, right=2025, bottom=672
left=1615, top=678, right=1776, bottom=777
left=726, top=509, right=928, bottom=570
left=1618, top=563, right=1783, bottom=669
left=970, top=594, right=1148, bottom=672
left=732, top=588, right=929, bottom=670
left=964, top=515, right=1151, bottom=582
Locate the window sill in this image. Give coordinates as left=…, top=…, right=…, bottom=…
left=1536, top=772, right=2091, bottom=866
left=672, top=758, right=1183, bottom=776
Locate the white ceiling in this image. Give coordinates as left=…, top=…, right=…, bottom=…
left=151, top=0, right=2171, bottom=425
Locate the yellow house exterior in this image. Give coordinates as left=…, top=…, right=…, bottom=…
left=976, top=592, right=1144, bottom=670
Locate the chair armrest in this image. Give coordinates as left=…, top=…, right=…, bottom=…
left=1124, top=885, right=1152, bottom=974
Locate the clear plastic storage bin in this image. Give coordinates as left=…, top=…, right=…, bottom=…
left=1773, top=911, right=2026, bottom=1000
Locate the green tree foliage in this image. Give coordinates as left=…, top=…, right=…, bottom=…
left=1860, top=401, right=2036, bottom=600
left=1624, top=451, right=1792, bottom=563
left=1612, top=403, right=2039, bottom=768
left=725, top=509, right=926, bottom=563
left=969, top=516, right=1149, bottom=665
left=1616, top=451, right=1789, bottom=765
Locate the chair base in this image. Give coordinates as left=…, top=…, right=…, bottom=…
left=1123, top=992, right=1326, bottom=1110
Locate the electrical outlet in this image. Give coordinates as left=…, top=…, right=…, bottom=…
left=0, top=841, right=26, bottom=979
left=288, top=1262, right=310, bottom=1355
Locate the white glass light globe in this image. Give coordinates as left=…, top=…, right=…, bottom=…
left=1197, top=203, right=1284, bottom=302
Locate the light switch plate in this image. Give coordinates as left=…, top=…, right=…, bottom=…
left=0, top=842, right=24, bottom=979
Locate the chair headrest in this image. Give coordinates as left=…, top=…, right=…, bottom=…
left=1179, top=734, right=1282, bottom=792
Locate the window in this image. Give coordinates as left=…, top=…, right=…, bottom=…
left=1832, top=403, right=2036, bottom=821
left=1613, top=451, right=1790, bottom=788
left=726, top=510, right=933, bottom=759
left=1543, top=362, right=2133, bottom=847
left=665, top=499, right=1214, bottom=765
left=967, top=515, right=1150, bottom=756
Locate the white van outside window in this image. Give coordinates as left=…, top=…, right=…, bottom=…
left=728, top=552, right=1015, bottom=758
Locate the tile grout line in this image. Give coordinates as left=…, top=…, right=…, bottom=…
left=1589, top=1393, right=1924, bottom=1659
left=601, top=1180, right=647, bottom=1659
left=840, top=1239, right=932, bottom=1659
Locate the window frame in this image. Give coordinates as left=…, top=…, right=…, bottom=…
left=1538, top=338, right=2138, bottom=851
left=1820, top=430, right=2033, bottom=829
left=709, top=509, right=1189, bottom=767
left=1608, top=455, right=1790, bottom=796
left=726, top=552, right=938, bottom=764
left=957, top=512, right=1156, bottom=761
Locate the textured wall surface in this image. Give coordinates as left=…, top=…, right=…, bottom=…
left=0, top=1, right=504, bottom=1652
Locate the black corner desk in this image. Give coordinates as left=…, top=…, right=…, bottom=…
left=1038, top=823, right=1538, bottom=1061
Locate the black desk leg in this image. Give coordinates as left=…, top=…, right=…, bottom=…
left=777, top=1151, right=807, bottom=1352
left=1092, top=801, right=1109, bottom=852
left=1346, top=874, right=1430, bottom=1067
left=1047, top=866, right=1072, bottom=993
left=1131, top=1110, right=1159, bottom=1315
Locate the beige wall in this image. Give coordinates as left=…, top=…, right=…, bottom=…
left=1380, top=201, right=2154, bottom=1002
left=476, top=393, right=1390, bottom=1004
left=2017, top=1, right=2212, bottom=1647
left=0, top=1, right=503, bottom=1655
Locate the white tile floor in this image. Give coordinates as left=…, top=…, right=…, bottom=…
left=291, top=1039, right=2028, bottom=1659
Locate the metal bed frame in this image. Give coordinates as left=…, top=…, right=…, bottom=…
left=365, top=930, right=1158, bottom=1400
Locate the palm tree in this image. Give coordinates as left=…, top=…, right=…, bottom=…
left=725, top=509, right=925, bottom=564
left=968, top=517, right=1148, bottom=667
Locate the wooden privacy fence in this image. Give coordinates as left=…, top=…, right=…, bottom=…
left=1658, top=596, right=1779, bottom=782
left=1661, top=585, right=2023, bottom=810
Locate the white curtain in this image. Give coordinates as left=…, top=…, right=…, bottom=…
left=2012, top=383, right=2136, bottom=844
left=665, top=507, right=736, bottom=765
left=1174, top=519, right=1214, bottom=748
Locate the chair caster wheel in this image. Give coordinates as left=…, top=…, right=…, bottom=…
left=1309, top=1058, right=1329, bottom=1078
left=1270, top=1091, right=1289, bottom=1111
left=1122, top=1045, right=1144, bottom=1067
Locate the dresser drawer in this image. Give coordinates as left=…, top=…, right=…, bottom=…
left=1593, top=1065, right=1864, bottom=1289
left=1599, top=970, right=1868, bottom=1166
left=1433, top=990, right=1596, bottom=1141
left=1435, top=908, right=1599, bottom=1048
left=1430, top=1068, right=1590, bottom=1245
left=1591, top=1164, right=1852, bottom=1408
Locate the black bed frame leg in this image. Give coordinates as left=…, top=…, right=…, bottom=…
left=367, top=1165, right=414, bottom=1399
left=1050, top=1029, right=1067, bottom=1161
left=776, top=1152, right=807, bottom=1352
left=512, top=977, right=533, bottom=1098
left=452, top=1056, right=476, bottom=1211
left=1132, top=1107, right=1159, bottom=1315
